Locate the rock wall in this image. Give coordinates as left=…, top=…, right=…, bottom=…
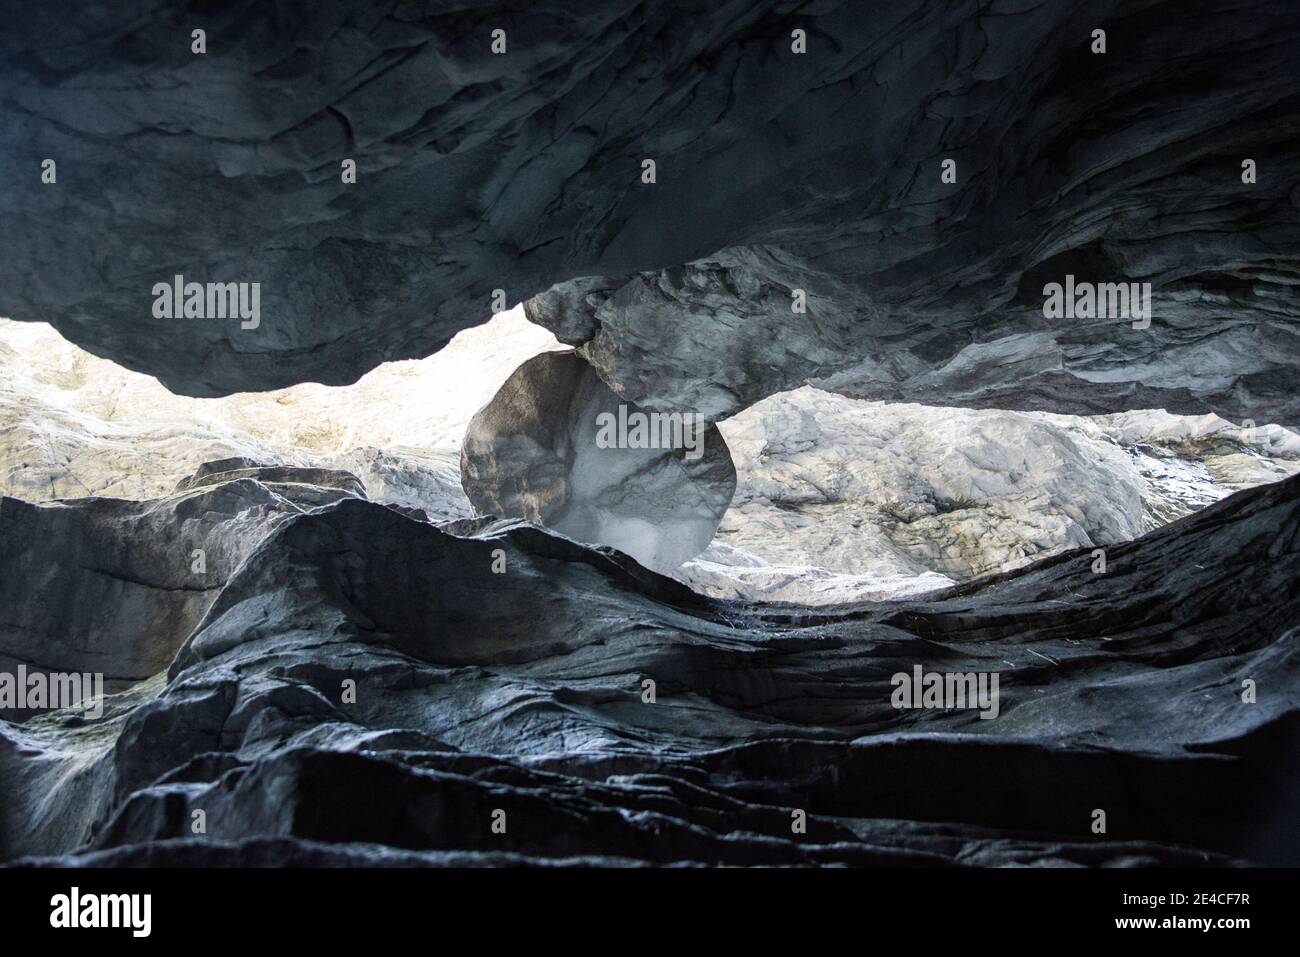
left=461, top=351, right=736, bottom=573
left=1, top=1, right=1295, bottom=423
left=4, top=467, right=1298, bottom=865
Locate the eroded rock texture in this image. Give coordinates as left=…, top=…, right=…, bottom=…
left=0, top=1, right=1295, bottom=422
left=6, top=313, right=1297, bottom=601
left=2, top=0, right=1299, bottom=870
left=461, top=350, right=736, bottom=573
left=677, top=388, right=1300, bottom=603
left=2, top=468, right=1298, bottom=866
left=0, top=310, right=561, bottom=519
left=0, top=462, right=370, bottom=718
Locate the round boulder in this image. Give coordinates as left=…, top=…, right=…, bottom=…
left=460, top=351, right=735, bottom=574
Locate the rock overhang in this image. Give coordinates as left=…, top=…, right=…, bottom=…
left=0, top=0, right=1293, bottom=426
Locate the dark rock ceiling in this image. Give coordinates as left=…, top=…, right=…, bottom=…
left=0, top=0, right=1296, bottom=424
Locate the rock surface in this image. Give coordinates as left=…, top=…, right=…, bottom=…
left=0, top=308, right=563, bottom=518
left=5, top=313, right=1297, bottom=599
left=2, top=468, right=1297, bottom=866
left=0, top=466, right=335, bottom=712
left=461, top=351, right=736, bottom=574
left=3, top=0, right=1298, bottom=874
left=678, top=388, right=1300, bottom=602
left=0, top=1, right=1295, bottom=423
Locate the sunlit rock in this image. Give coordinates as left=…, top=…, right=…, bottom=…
left=676, top=388, right=1300, bottom=603
left=4, top=313, right=1297, bottom=598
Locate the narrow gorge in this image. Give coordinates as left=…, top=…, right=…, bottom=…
left=1, top=0, right=1297, bottom=872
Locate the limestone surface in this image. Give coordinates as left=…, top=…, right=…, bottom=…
left=4, top=314, right=1296, bottom=599
left=678, top=389, right=1300, bottom=602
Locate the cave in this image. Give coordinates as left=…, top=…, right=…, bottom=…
left=0, top=0, right=1298, bottom=896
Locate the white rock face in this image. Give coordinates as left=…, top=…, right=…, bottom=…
left=679, top=541, right=957, bottom=604
left=2, top=313, right=1296, bottom=604
left=675, top=388, right=1300, bottom=604
left=0, top=308, right=564, bottom=519
left=1034, top=409, right=1300, bottom=529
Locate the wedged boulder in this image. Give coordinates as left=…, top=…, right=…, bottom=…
left=460, top=351, right=736, bottom=574
left=5, top=310, right=1297, bottom=601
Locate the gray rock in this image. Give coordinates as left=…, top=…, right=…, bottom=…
left=677, top=389, right=1300, bottom=603
left=2, top=0, right=1299, bottom=871
left=528, top=247, right=1300, bottom=426
left=0, top=1, right=1294, bottom=423
left=1, top=470, right=1297, bottom=866
left=0, top=461, right=372, bottom=717
left=5, top=311, right=1295, bottom=600
left=460, top=351, right=736, bottom=574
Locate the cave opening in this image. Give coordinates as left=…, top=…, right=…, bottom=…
left=3, top=306, right=1295, bottom=609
